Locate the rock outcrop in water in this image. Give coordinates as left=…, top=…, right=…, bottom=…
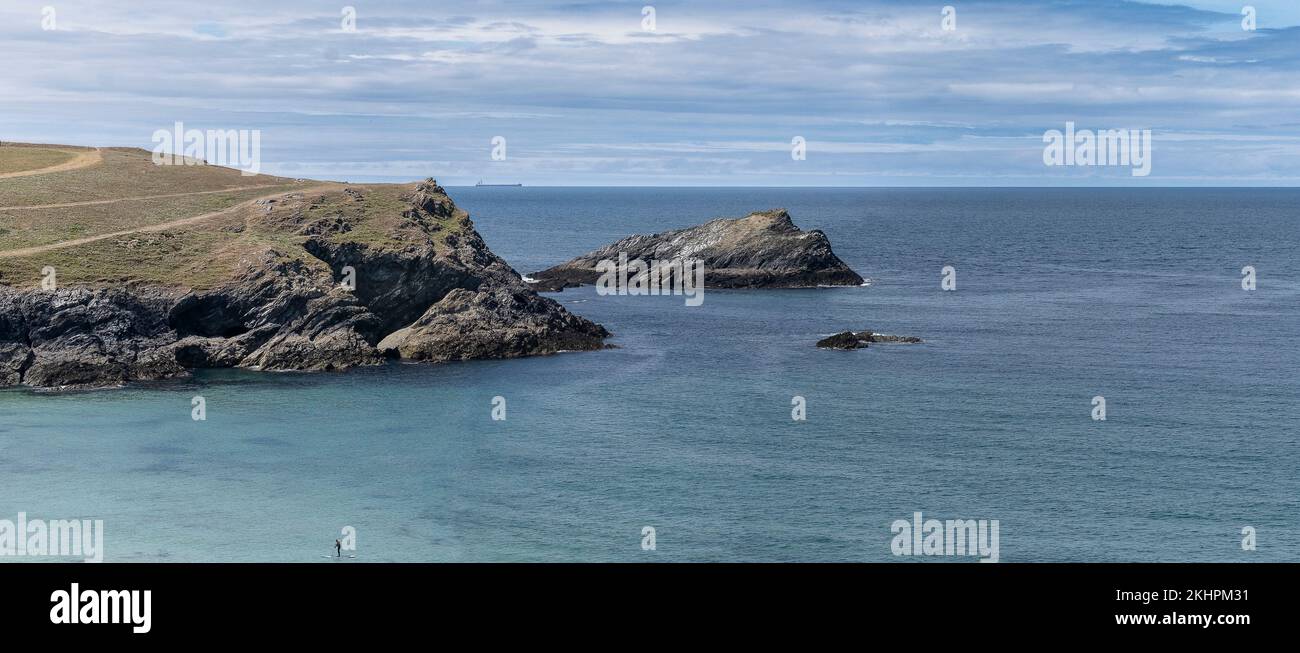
left=816, top=330, right=922, bottom=350
left=529, top=208, right=863, bottom=291
left=0, top=180, right=609, bottom=389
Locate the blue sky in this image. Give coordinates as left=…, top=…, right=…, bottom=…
left=2, top=0, right=1298, bottom=185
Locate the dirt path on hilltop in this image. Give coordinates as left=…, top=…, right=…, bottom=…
left=0, top=183, right=304, bottom=211
left=0, top=147, right=103, bottom=179
left=0, top=184, right=338, bottom=259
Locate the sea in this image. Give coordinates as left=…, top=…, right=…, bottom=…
left=2, top=187, right=1297, bottom=562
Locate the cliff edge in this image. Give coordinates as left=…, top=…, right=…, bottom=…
left=0, top=145, right=607, bottom=389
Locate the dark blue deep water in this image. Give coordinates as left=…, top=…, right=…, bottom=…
left=2, top=188, right=1297, bottom=561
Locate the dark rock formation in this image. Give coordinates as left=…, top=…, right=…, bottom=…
left=816, top=330, right=922, bottom=350
left=0, top=180, right=609, bottom=389
left=816, top=331, right=869, bottom=350
left=866, top=333, right=923, bottom=344
left=378, top=285, right=609, bottom=361
left=530, top=209, right=863, bottom=291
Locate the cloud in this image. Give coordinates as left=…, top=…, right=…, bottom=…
left=0, top=0, right=1297, bottom=185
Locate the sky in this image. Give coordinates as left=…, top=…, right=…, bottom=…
left=1, top=0, right=1298, bottom=186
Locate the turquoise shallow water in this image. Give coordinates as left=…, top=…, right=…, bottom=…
left=2, top=188, right=1297, bottom=562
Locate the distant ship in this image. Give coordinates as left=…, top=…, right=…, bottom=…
left=475, top=180, right=523, bottom=187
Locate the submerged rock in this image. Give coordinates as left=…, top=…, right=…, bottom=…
left=530, top=208, right=863, bottom=291
left=816, top=330, right=922, bottom=350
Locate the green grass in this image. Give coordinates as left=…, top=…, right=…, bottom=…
left=310, top=185, right=462, bottom=250
left=0, top=184, right=306, bottom=250
left=0, top=145, right=469, bottom=290
left=0, top=147, right=76, bottom=175
left=0, top=148, right=306, bottom=207
left=0, top=229, right=244, bottom=290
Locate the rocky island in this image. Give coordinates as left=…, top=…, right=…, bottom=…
left=0, top=144, right=608, bottom=389
left=528, top=208, right=863, bottom=291
left=816, top=331, right=923, bottom=350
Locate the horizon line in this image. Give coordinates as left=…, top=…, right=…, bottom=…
left=433, top=184, right=1300, bottom=189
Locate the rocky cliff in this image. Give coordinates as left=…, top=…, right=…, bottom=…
left=529, top=208, right=863, bottom=291
left=0, top=179, right=608, bottom=389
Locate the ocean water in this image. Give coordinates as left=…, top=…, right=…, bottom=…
left=2, top=187, right=1297, bottom=562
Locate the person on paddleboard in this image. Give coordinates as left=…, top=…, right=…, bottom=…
left=335, top=538, right=342, bottom=557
